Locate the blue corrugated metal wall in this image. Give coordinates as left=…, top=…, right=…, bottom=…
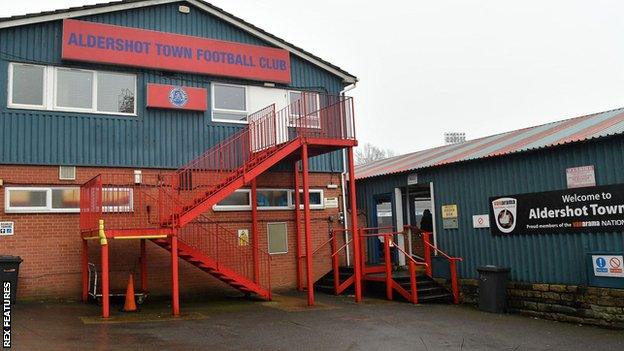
left=356, top=135, right=624, bottom=285
left=0, top=1, right=345, bottom=171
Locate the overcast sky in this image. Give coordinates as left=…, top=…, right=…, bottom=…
left=3, top=0, right=624, bottom=154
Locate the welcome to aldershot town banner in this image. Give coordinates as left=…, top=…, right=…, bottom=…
left=61, top=19, right=291, bottom=83
left=489, top=183, right=624, bottom=235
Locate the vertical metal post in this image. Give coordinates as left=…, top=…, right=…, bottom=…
left=99, top=220, right=109, bottom=318
left=450, top=260, right=459, bottom=304
left=332, top=231, right=340, bottom=294
left=251, top=178, right=259, bottom=283
left=384, top=235, right=392, bottom=301
left=140, top=239, right=147, bottom=293
left=81, top=239, right=88, bottom=302
left=293, top=161, right=303, bottom=291
left=347, top=147, right=362, bottom=302
left=171, top=234, right=180, bottom=316
left=423, top=232, right=433, bottom=277
left=409, top=260, right=418, bottom=304
left=301, top=144, right=314, bottom=306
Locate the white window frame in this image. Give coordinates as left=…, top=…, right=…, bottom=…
left=102, top=187, right=134, bottom=213
left=4, top=186, right=80, bottom=213
left=213, top=189, right=252, bottom=211
left=211, top=82, right=249, bottom=124
left=287, top=90, right=321, bottom=129
left=295, top=189, right=324, bottom=210
left=267, top=222, right=288, bottom=255
left=7, top=62, right=47, bottom=110
left=7, top=62, right=137, bottom=116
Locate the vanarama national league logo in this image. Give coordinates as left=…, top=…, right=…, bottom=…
left=492, top=197, right=517, bottom=233
left=168, top=87, right=188, bottom=107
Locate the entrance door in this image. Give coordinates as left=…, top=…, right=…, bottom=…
left=370, top=193, right=393, bottom=264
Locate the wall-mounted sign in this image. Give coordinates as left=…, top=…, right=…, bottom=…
left=146, top=84, right=207, bottom=111
left=62, top=19, right=291, bottom=83
left=407, top=173, right=418, bottom=185
left=443, top=218, right=458, bottom=229
left=441, top=204, right=457, bottom=219
left=592, top=255, right=624, bottom=278
left=472, top=214, right=490, bottom=228
left=237, top=229, right=249, bottom=246
left=490, top=183, right=624, bottom=235
left=324, top=197, right=339, bottom=209
left=566, top=165, right=596, bottom=189
left=0, top=222, right=14, bottom=236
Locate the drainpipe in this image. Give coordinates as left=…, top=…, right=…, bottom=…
left=340, top=82, right=357, bottom=266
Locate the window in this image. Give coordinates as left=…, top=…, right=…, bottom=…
left=8, top=63, right=45, bottom=107
left=212, top=83, right=247, bottom=123
left=297, top=189, right=324, bottom=209
left=288, top=91, right=320, bottom=128
left=5, top=187, right=80, bottom=213
left=102, top=188, right=134, bottom=212
left=214, top=189, right=252, bottom=211
left=257, top=189, right=290, bottom=209
left=267, top=222, right=288, bottom=254
left=7, top=62, right=136, bottom=116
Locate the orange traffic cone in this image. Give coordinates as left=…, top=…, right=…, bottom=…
left=122, top=273, right=138, bottom=312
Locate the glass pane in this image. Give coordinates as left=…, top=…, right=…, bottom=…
left=9, top=190, right=47, bottom=207
left=11, top=64, right=44, bottom=106
left=103, top=188, right=132, bottom=210
left=214, top=84, right=246, bottom=111
left=51, top=188, right=80, bottom=209
left=213, top=111, right=247, bottom=122
left=257, top=190, right=289, bottom=208
left=217, top=191, right=250, bottom=206
left=268, top=223, right=287, bottom=254
left=97, top=72, right=135, bottom=113
left=299, top=191, right=322, bottom=205
left=56, top=69, right=93, bottom=109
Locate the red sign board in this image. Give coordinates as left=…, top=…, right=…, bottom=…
left=146, top=84, right=207, bottom=111
left=61, top=19, right=291, bottom=83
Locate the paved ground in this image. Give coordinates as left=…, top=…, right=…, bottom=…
left=12, top=292, right=624, bottom=350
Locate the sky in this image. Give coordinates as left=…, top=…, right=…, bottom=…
left=3, top=0, right=624, bottom=154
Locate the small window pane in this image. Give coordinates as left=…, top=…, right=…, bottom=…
left=97, top=72, right=135, bottom=114
left=214, top=84, right=246, bottom=111
left=51, top=188, right=80, bottom=209
left=213, top=111, right=248, bottom=122
left=268, top=222, right=288, bottom=254
left=9, top=190, right=47, bottom=208
left=11, top=64, right=44, bottom=106
left=299, top=191, right=322, bottom=205
left=217, top=191, right=250, bottom=206
left=56, top=69, right=93, bottom=109
left=257, top=190, right=289, bottom=208
left=103, top=188, right=133, bottom=211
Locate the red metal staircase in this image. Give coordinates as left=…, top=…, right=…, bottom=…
left=80, top=92, right=357, bottom=314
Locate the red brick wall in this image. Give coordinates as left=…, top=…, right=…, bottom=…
left=0, top=165, right=345, bottom=300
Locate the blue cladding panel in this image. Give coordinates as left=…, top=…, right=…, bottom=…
left=356, top=136, right=624, bottom=285
left=0, top=2, right=346, bottom=170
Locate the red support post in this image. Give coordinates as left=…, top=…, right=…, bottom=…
left=140, top=239, right=147, bottom=293
left=293, top=162, right=303, bottom=291
left=423, top=232, right=433, bottom=277
left=301, top=144, right=314, bottom=306
left=81, top=239, right=88, bottom=302
left=384, top=235, right=393, bottom=301
left=171, top=235, right=180, bottom=316
left=251, top=179, right=259, bottom=284
left=347, top=147, right=363, bottom=303
left=409, top=260, right=418, bottom=304
left=101, top=242, right=110, bottom=318
left=450, top=260, right=460, bottom=304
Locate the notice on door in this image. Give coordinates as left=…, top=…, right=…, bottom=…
left=592, top=255, right=624, bottom=278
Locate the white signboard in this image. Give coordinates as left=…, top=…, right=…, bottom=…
left=592, top=255, right=624, bottom=278
left=0, top=222, right=14, bottom=236
left=566, top=165, right=596, bottom=189
left=472, top=214, right=490, bottom=228
left=407, top=173, right=418, bottom=185
left=324, top=197, right=339, bottom=209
